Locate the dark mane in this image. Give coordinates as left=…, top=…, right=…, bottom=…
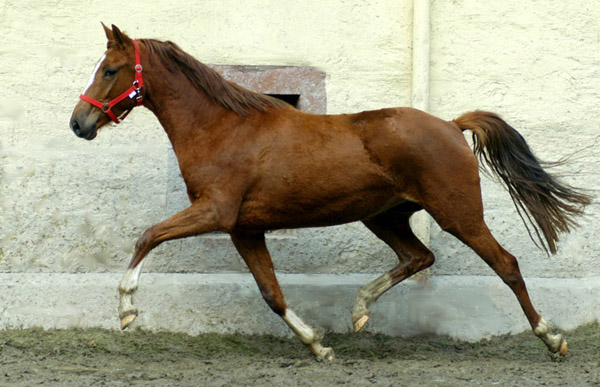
left=141, top=39, right=289, bottom=115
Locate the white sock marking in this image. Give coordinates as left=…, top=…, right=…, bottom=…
left=283, top=309, right=315, bottom=344
left=534, top=317, right=562, bottom=351
left=283, top=308, right=334, bottom=359
left=534, top=318, right=549, bottom=336
left=358, top=272, right=393, bottom=305
left=119, top=263, right=143, bottom=293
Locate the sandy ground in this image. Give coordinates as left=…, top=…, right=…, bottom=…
left=0, top=323, right=598, bottom=386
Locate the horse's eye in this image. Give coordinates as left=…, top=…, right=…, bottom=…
left=104, top=68, right=118, bottom=77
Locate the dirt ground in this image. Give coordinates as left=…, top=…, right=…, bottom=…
left=1, top=323, right=598, bottom=386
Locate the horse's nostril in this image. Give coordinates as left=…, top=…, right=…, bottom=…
left=71, top=120, right=82, bottom=136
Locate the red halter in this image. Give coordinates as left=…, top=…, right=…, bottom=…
left=80, top=40, right=144, bottom=124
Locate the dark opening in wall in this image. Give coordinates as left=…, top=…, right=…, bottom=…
left=267, top=94, right=301, bottom=108
left=214, top=65, right=326, bottom=114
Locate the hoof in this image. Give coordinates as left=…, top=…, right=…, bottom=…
left=534, top=318, right=568, bottom=357
left=323, top=347, right=335, bottom=361
left=120, top=311, right=138, bottom=330
left=311, top=342, right=335, bottom=361
left=559, top=339, right=568, bottom=356
left=353, top=314, right=370, bottom=333
left=315, top=347, right=335, bottom=362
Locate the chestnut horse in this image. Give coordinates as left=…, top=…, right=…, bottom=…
left=70, top=24, right=590, bottom=360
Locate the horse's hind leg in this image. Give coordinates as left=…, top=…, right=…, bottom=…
left=446, top=221, right=567, bottom=355
left=353, top=208, right=434, bottom=332
left=423, top=177, right=568, bottom=356
left=230, top=232, right=335, bottom=361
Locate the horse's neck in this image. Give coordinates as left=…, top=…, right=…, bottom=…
left=143, top=69, right=226, bottom=146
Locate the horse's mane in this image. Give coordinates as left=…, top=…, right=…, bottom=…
left=140, top=39, right=289, bottom=115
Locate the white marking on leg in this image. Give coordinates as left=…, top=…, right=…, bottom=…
left=83, top=53, right=106, bottom=94
left=283, top=309, right=315, bottom=344
left=118, top=262, right=144, bottom=326
left=358, top=272, right=393, bottom=304
left=283, top=309, right=334, bottom=360
left=533, top=317, right=549, bottom=336
left=534, top=317, right=564, bottom=353
left=119, top=263, right=143, bottom=294
left=353, top=272, right=393, bottom=331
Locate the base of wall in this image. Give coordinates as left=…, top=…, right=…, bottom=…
left=1, top=273, right=598, bottom=341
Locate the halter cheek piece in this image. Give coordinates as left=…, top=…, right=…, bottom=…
left=80, top=39, right=144, bottom=124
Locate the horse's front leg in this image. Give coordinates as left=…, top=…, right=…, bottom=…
left=119, top=200, right=229, bottom=329
left=230, top=232, right=335, bottom=361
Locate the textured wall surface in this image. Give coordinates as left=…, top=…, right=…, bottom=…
left=0, top=0, right=412, bottom=275
left=428, top=0, right=600, bottom=278
left=0, top=0, right=598, bottom=337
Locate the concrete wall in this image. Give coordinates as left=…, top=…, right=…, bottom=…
left=0, top=0, right=411, bottom=274
left=429, top=0, right=600, bottom=279
left=1, top=0, right=599, bottom=339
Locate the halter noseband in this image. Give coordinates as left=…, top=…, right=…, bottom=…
left=80, top=40, right=144, bottom=124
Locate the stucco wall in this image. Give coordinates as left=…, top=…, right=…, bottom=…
left=0, top=0, right=599, bottom=337
left=428, top=0, right=600, bottom=279
left=0, top=0, right=412, bottom=274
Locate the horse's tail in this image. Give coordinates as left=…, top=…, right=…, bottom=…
left=453, top=110, right=591, bottom=254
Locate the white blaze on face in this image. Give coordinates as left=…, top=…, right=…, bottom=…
left=83, top=53, right=107, bottom=94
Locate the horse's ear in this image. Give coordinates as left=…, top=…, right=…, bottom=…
left=111, top=24, right=127, bottom=46
left=101, top=23, right=130, bottom=47
left=102, top=22, right=113, bottom=41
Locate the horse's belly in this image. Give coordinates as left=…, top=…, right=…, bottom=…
left=235, top=181, right=407, bottom=230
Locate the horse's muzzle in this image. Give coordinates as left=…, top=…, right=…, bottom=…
left=70, top=111, right=98, bottom=141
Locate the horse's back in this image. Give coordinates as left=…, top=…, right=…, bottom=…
left=234, top=107, right=479, bottom=230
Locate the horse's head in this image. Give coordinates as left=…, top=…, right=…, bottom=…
left=70, top=24, right=144, bottom=140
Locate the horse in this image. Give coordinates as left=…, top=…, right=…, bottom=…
left=70, top=24, right=591, bottom=361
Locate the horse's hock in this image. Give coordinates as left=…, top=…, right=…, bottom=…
left=1, top=0, right=600, bottom=342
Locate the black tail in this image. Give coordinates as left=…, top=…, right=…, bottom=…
left=453, top=110, right=592, bottom=254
